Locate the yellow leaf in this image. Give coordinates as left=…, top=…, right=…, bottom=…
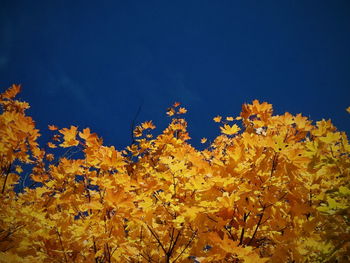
left=272, top=136, right=288, bottom=152
left=141, top=120, right=156, bottom=130
left=15, top=165, right=23, bottom=173
left=318, top=132, right=341, bottom=144
left=86, top=201, right=104, bottom=210
left=133, top=126, right=143, bottom=137
left=220, top=124, right=240, bottom=135
left=173, top=215, right=185, bottom=226
left=140, top=197, right=154, bottom=211
left=178, top=107, right=187, bottom=114
left=166, top=107, right=175, bottom=116
left=47, top=142, right=57, bottom=148
left=59, top=126, right=79, bottom=147
left=339, top=186, right=350, bottom=195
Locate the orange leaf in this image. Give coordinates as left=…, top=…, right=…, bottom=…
left=45, top=153, right=55, bottom=162
left=1, top=84, right=21, bottom=99
left=141, top=121, right=156, bottom=130
left=59, top=126, right=79, bottom=147
left=166, top=107, right=175, bottom=116
left=47, top=142, right=57, bottom=148
left=48, top=125, right=58, bottom=130
left=213, top=116, right=222, bottom=123
left=178, top=107, right=187, bottom=114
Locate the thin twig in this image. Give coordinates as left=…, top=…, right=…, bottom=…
left=247, top=211, right=264, bottom=246
left=131, top=102, right=144, bottom=145
left=168, top=229, right=182, bottom=258
left=1, top=163, right=12, bottom=194
left=172, top=230, right=198, bottom=263
left=146, top=225, right=167, bottom=255
left=56, top=229, right=68, bottom=263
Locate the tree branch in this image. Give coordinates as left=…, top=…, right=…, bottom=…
left=172, top=230, right=197, bottom=263
left=247, top=211, right=264, bottom=246
left=56, top=229, right=68, bottom=263
left=146, top=225, right=167, bottom=255
left=1, top=163, right=12, bottom=194
left=131, top=102, right=144, bottom=145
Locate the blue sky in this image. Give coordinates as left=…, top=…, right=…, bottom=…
left=1, top=1, right=350, bottom=149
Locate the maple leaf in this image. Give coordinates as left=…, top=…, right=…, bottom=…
left=48, top=125, right=58, bottom=130
left=220, top=124, right=240, bottom=135
left=133, top=125, right=143, bottom=137
left=47, top=142, right=57, bottom=148
left=319, top=131, right=341, bottom=144
left=78, top=127, right=102, bottom=147
left=166, top=107, right=175, bottom=116
left=178, top=107, right=187, bottom=114
left=1, top=84, right=21, bottom=99
left=45, top=153, right=55, bottom=162
left=15, top=165, right=23, bottom=174
left=141, top=120, right=156, bottom=130
left=59, top=126, right=79, bottom=147
left=213, top=115, right=222, bottom=122
left=201, top=138, right=207, bottom=144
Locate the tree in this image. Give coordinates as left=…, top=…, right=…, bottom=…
left=0, top=84, right=349, bottom=262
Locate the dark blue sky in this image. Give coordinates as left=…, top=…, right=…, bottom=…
left=1, top=1, right=350, bottom=149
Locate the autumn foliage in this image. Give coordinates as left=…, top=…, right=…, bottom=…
left=0, top=84, right=349, bottom=262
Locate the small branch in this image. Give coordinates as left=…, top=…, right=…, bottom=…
left=1, top=163, right=12, bottom=194
left=168, top=229, right=182, bottom=258
left=269, top=153, right=278, bottom=179
left=93, top=236, right=98, bottom=263
left=247, top=212, right=264, bottom=246
left=172, top=172, right=177, bottom=198
left=140, top=252, right=157, bottom=263
left=206, top=214, right=218, bottom=223
left=146, top=225, right=167, bottom=255
left=224, top=225, right=235, bottom=241
left=172, top=230, right=197, bottom=263
left=239, top=227, right=245, bottom=246
left=167, top=227, right=175, bottom=253
left=131, top=102, right=144, bottom=145
left=153, top=192, right=176, bottom=218
left=21, top=172, right=30, bottom=191
left=104, top=242, right=111, bottom=263
left=239, top=212, right=250, bottom=246
left=110, top=247, right=118, bottom=258
left=56, top=230, right=68, bottom=263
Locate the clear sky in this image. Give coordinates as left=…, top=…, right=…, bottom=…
left=1, top=1, right=350, bottom=149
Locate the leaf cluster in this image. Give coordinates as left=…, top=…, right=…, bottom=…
left=0, top=85, right=349, bottom=262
